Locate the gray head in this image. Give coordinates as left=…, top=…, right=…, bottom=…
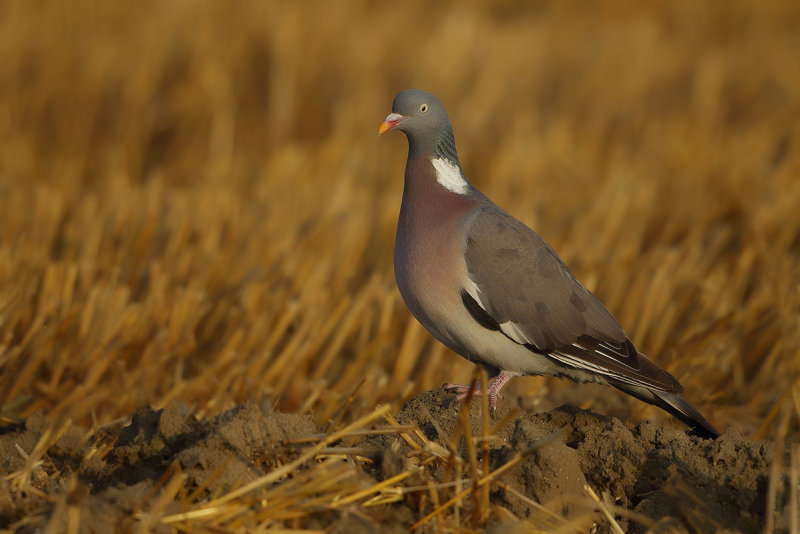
left=379, top=89, right=459, bottom=164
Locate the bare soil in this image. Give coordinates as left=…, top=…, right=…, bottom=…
left=0, top=388, right=787, bottom=533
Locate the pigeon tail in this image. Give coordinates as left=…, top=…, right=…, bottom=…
left=612, top=382, right=720, bottom=439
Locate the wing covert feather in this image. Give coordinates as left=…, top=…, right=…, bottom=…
left=462, top=208, right=682, bottom=392
left=464, top=208, right=625, bottom=351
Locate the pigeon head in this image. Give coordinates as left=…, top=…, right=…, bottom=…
left=379, top=89, right=459, bottom=163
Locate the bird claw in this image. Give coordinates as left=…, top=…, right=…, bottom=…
left=441, top=371, right=514, bottom=412
left=441, top=382, right=503, bottom=411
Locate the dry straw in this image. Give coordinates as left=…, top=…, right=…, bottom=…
left=1, top=0, right=799, bottom=531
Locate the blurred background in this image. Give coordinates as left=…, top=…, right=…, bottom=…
left=1, top=0, right=798, bottom=439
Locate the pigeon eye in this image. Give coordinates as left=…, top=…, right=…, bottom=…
left=420, top=103, right=429, bottom=113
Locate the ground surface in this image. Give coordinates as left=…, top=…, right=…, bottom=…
left=0, top=388, right=787, bottom=532
left=1, top=0, right=799, bottom=531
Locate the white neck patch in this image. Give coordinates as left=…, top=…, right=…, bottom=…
left=431, top=157, right=470, bottom=195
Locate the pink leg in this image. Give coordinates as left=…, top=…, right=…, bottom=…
left=443, top=370, right=514, bottom=411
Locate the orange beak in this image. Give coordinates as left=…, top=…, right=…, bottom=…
left=378, top=113, right=405, bottom=135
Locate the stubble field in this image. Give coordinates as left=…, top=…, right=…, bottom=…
left=1, top=1, right=799, bottom=532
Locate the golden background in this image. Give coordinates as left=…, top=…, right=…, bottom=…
left=2, top=0, right=799, bottom=440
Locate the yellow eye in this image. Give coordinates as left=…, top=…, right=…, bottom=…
left=420, top=103, right=429, bottom=113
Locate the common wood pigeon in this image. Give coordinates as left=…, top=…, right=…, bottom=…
left=379, top=89, right=719, bottom=439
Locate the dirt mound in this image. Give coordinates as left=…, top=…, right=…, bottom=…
left=387, top=390, right=781, bottom=533
left=0, top=391, right=789, bottom=532
left=0, top=403, right=319, bottom=532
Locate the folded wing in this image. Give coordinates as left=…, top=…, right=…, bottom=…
left=462, top=208, right=682, bottom=393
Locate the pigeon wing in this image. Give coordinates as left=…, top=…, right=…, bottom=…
left=463, top=208, right=681, bottom=393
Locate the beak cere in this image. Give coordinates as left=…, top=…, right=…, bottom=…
left=378, top=113, right=405, bottom=135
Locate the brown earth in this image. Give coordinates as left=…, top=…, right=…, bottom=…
left=0, top=388, right=788, bottom=533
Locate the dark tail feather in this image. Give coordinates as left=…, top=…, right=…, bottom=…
left=613, top=383, right=720, bottom=440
